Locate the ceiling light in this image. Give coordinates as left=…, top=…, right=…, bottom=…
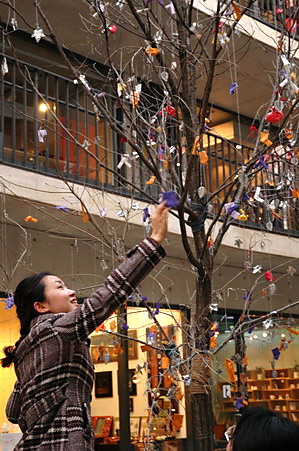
left=39, top=103, right=48, bottom=112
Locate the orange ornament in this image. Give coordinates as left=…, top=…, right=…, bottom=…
left=225, top=358, right=236, bottom=382
left=145, top=47, right=160, bottom=56
left=260, top=131, right=273, bottom=147
left=199, top=150, right=208, bottom=165
left=24, top=216, right=38, bottom=223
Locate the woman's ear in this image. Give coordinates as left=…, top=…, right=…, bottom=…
left=33, top=301, right=50, bottom=313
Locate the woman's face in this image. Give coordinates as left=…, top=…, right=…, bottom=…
left=39, top=275, right=78, bottom=314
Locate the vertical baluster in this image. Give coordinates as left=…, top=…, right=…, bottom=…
left=65, top=80, right=70, bottom=177
left=94, top=107, right=99, bottom=186
left=23, top=65, right=28, bottom=167
left=54, top=77, right=59, bottom=172
left=104, top=113, right=108, bottom=187
left=84, top=91, right=89, bottom=181
left=207, top=133, right=213, bottom=197
left=221, top=136, right=226, bottom=202
left=75, top=84, right=80, bottom=181
left=12, top=61, right=16, bottom=162
left=0, top=55, right=5, bottom=160
left=33, top=70, right=38, bottom=169
left=44, top=72, right=49, bottom=171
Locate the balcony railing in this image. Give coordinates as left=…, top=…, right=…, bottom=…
left=245, top=0, right=299, bottom=38
left=1, top=56, right=298, bottom=236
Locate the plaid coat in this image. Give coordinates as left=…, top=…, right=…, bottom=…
left=6, top=237, right=165, bottom=450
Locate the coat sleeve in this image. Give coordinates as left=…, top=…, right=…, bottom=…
left=42, top=237, right=165, bottom=342
left=6, top=381, right=21, bottom=424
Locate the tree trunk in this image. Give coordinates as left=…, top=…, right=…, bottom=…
left=189, top=270, right=215, bottom=451
left=191, top=393, right=215, bottom=451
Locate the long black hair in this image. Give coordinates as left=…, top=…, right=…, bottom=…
left=231, top=406, right=299, bottom=451
left=1, top=271, right=53, bottom=368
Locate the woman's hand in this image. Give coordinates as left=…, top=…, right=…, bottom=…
left=150, top=202, right=169, bottom=244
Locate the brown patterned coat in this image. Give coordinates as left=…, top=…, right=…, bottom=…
left=6, top=237, right=165, bottom=450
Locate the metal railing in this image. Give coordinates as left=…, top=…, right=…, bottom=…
left=244, top=0, right=299, bottom=38
left=1, top=56, right=298, bottom=236
left=0, top=55, right=118, bottom=187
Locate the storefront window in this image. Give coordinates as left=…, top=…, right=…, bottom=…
left=212, top=315, right=299, bottom=440
left=90, top=305, right=187, bottom=445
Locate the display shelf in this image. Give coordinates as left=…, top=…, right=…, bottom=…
left=217, top=368, right=299, bottom=423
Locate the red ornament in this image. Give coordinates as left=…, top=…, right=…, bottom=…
left=249, top=125, right=258, bottom=136
left=263, top=153, right=271, bottom=162
left=108, top=25, right=118, bottom=33
left=264, top=271, right=274, bottom=282
left=285, top=18, right=296, bottom=33
left=265, top=107, right=284, bottom=124
left=120, top=137, right=127, bottom=143
left=159, top=105, right=176, bottom=117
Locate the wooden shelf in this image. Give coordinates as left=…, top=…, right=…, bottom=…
left=217, top=368, right=299, bottom=423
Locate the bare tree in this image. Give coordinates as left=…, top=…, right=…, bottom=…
left=1, top=1, right=299, bottom=450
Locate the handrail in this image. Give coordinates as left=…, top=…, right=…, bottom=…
left=1, top=55, right=298, bottom=237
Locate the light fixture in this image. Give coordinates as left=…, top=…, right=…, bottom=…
left=236, top=144, right=242, bottom=150
left=262, top=332, right=268, bottom=338
left=281, top=333, right=286, bottom=338
left=39, top=103, right=48, bottom=112
left=253, top=334, right=258, bottom=340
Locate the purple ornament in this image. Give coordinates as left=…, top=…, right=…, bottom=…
left=5, top=297, right=14, bottom=310
left=158, top=145, right=166, bottom=158
left=122, top=322, right=129, bottom=331
left=160, top=190, right=180, bottom=208
left=143, top=207, right=150, bottom=222
left=236, top=397, right=243, bottom=409
left=230, top=82, right=238, bottom=95
left=145, top=0, right=164, bottom=5
left=154, top=302, right=161, bottom=315
left=242, top=291, right=252, bottom=303
left=226, top=202, right=239, bottom=215
left=56, top=206, right=69, bottom=212
left=254, top=156, right=268, bottom=170
left=272, top=347, right=281, bottom=360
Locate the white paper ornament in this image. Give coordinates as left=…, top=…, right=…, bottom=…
left=198, top=186, right=206, bottom=198
left=132, top=374, right=141, bottom=384
left=268, top=283, right=277, bottom=295
left=252, top=265, right=262, bottom=274
left=103, top=353, right=110, bottom=364
left=1, top=57, right=8, bottom=76
left=160, top=71, right=169, bottom=82
left=101, top=259, right=108, bottom=270
left=31, top=27, right=46, bottom=43
left=183, top=374, right=192, bottom=386
left=11, top=17, right=18, bottom=30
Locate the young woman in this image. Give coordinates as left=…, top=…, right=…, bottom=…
left=1, top=203, right=169, bottom=450
left=226, top=406, right=299, bottom=451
